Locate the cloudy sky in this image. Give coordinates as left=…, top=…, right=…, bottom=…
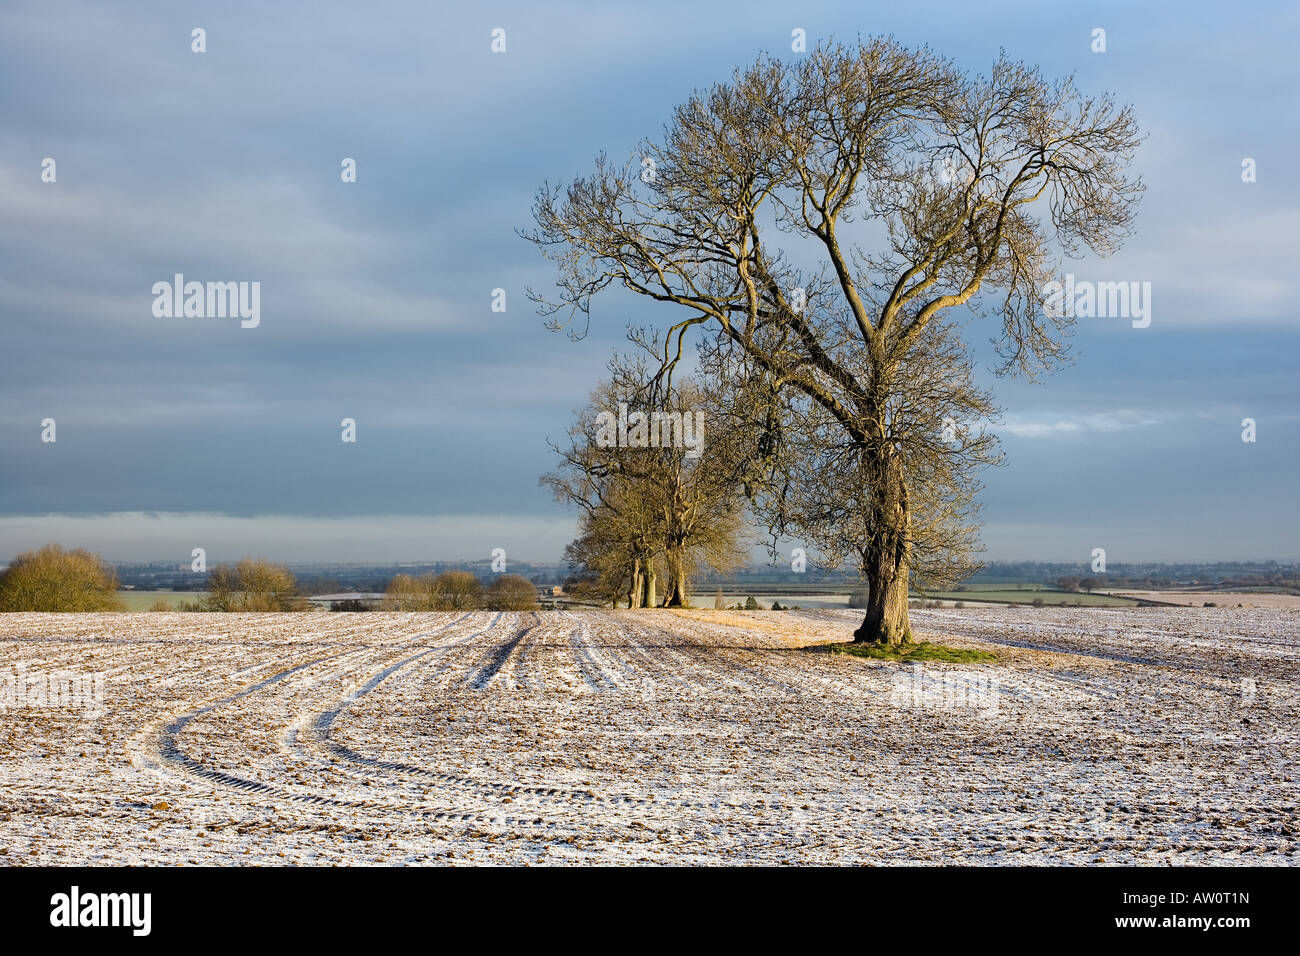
left=2, top=0, right=1297, bottom=566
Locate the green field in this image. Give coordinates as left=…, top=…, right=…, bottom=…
left=915, top=587, right=1139, bottom=607
left=116, top=590, right=204, bottom=610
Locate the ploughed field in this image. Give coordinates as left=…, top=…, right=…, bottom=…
left=0, top=607, right=1295, bottom=864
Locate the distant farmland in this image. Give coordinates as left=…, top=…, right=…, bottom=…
left=116, top=590, right=203, bottom=610
left=914, top=586, right=1140, bottom=607
left=113, top=584, right=1141, bottom=611
left=708, top=582, right=1142, bottom=609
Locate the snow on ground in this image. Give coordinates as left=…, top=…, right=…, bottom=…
left=0, top=606, right=1295, bottom=864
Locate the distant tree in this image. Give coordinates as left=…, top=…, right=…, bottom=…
left=432, top=570, right=484, bottom=610
left=714, top=587, right=725, bottom=610
left=544, top=367, right=746, bottom=608
left=385, top=573, right=430, bottom=610
left=329, top=599, right=369, bottom=612
left=1078, top=577, right=1101, bottom=594
left=484, top=575, right=541, bottom=611
left=771, top=599, right=784, bottom=611
left=205, top=559, right=305, bottom=611
left=743, top=595, right=761, bottom=611
left=149, top=599, right=172, bottom=612
left=1056, top=576, right=1081, bottom=592
left=0, top=545, right=126, bottom=612
left=387, top=570, right=484, bottom=610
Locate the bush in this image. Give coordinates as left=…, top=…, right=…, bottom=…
left=0, top=545, right=126, bottom=611
left=387, top=570, right=485, bottom=610
left=330, top=599, right=370, bottom=612
left=205, top=559, right=306, bottom=611
left=1031, top=597, right=1045, bottom=607
left=385, top=573, right=428, bottom=610
left=483, top=575, right=540, bottom=611
left=743, top=595, right=760, bottom=610
left=433, top=570, right=484, bottom=610
left=953, top=601, right=965, bottom=609
left=770, top=599, right=784, bottom=611
left=149, top=599, right=172, bottom=612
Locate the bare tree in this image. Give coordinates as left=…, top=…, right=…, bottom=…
left=526, top=39, right=1142, bottom=642
left=205, top=559, right=305, bottom=611
left=705, top=315, right=1001, bottom=638
left=544, top=366, right=746, bottom=608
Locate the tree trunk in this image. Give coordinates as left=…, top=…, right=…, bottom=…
left=642, top=565, right=658, bottom=609
left=629, top=558, right=644, bottom=609
left=853, top=450, right=913, bottom=644
left=661, top=544, right=688, bottom=607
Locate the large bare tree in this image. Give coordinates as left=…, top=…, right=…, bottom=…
left=526, top=39, right=1142, bottom=642
left=705, top=314, right=1001, bottom=638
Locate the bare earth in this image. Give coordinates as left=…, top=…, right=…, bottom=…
left=0, top=607, right=1295, bottom=864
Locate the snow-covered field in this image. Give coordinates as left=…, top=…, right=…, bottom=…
left=1, top=606, right=1296, bottom=864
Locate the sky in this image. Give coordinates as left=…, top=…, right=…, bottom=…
left=1, top=0, right=1297, bottom=566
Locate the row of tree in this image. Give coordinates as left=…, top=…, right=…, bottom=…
left=0, top=546, right=541, bottom=612
left=386, top=571, right=540, bottom=611
left=544, top=363, right=746, bottom=609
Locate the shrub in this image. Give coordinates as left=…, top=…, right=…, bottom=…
left=330, top=599, right=370, bottom=612
left=483, top=575, right=540, bottom=611
left=204, top=559, right=306, bottom=611
left=1031, top=597, right=1045, bottom=607
left=149, top=599, right=172, bottom=612
left=387, top=570, right=486, bottom=610
left=743, top=595, right=760, bottom=610
left=431, top=570, right=484, bottom=610
left=953, top=601, right=965, bottom=609
left=385, top=573, right=429, bottom=610
left=770, top=599, right=784, bottom=611
left=0, top=545, right=126, bottom=612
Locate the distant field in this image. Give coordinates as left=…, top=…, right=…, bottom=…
left=712, top=586, right=1139, bottom=609
left=916, top=588, right=1139, bottom=607
left=116, top=590, right=203, bottom=610
left=1114, top=590, right=1300, bottom=610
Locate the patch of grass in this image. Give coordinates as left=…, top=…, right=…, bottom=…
left=831, top=641, right=996, bottom=663
left=116, top=590, right=203, bottom=610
